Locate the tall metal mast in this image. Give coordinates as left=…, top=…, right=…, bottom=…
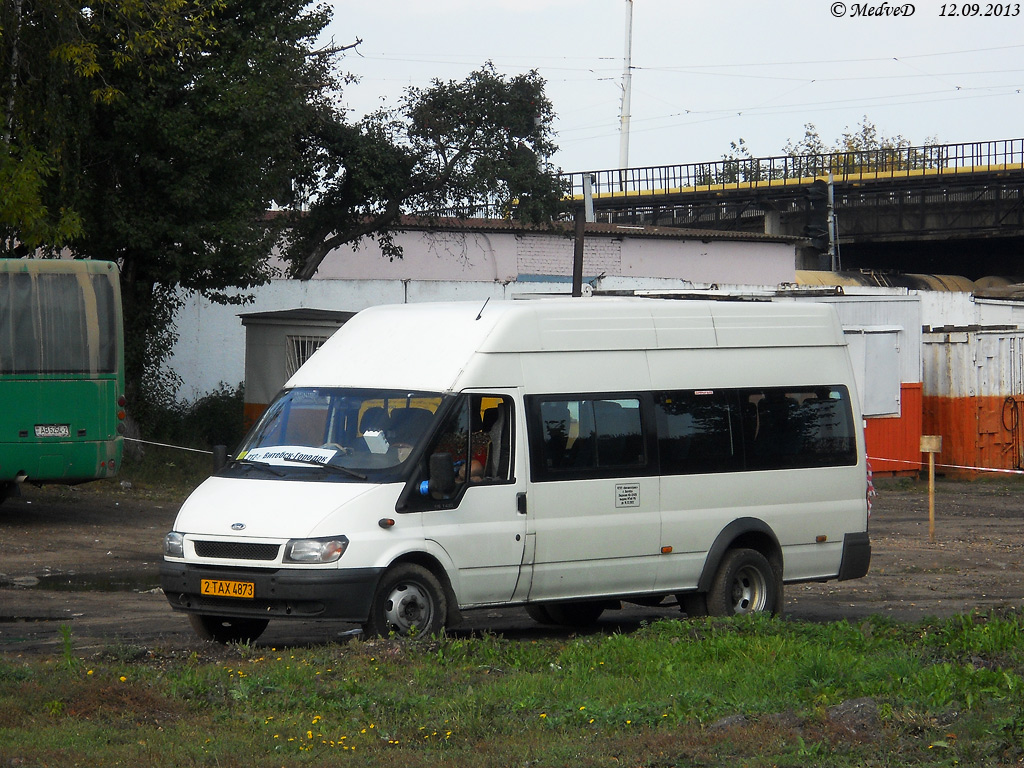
left=618, top=0, right=634, bottom=170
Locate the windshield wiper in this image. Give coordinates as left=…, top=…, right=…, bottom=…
left=278, top=456, right=367, bottom=480
left=231, top=458, right=286, bottom=477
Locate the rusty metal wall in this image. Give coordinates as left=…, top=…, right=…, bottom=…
left=923, top=329, right=1024, bottom=474
left=866, top=383, right=923, bottom=476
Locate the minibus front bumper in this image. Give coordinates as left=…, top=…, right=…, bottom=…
left=159, top=561, right=383, bottom=622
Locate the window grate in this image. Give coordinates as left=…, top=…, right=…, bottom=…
left=285, top=335, right=329, bottom=378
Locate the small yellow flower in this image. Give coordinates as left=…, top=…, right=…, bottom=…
left=540, top=713, right=547, bottom=719
left=119, top=676, right=127, bottom=682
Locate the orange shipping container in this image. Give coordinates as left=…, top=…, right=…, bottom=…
left=865, top=382, right=923, bottom=476
left=922, top=329, right=1024, bottom=477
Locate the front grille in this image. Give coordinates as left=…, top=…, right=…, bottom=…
left=193, top=541, right=280, bottom=561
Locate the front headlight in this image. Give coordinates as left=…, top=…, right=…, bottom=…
left=284, top=536, right=349, bottom=564
left=164, top=531, right=185, bottom=558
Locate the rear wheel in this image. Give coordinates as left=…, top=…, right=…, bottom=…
left=705, top=548, right=780, bottom=617
left=188, top=614, right=269, bottom=644
left=0, top=481, right=16, bottom=505
left=364, top=563, right=447, bottom=637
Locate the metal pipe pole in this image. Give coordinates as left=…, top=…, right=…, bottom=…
left=618, top=0, right=634, bottom=170
left=572, top=207, right=585, bottom=297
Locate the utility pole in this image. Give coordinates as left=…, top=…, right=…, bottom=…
left=827, top=172, right=841, bottom=271
left=572, top=207, right=585, bottom=297
left=618, top=0, right=634, bottom=170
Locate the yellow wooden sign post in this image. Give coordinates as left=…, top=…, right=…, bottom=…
left=920, top=435, right=942, bottom=542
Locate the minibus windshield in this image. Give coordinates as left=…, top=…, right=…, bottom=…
left=227, top=388, right=444, bottom=481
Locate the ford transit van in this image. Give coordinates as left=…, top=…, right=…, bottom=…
left=160, top=297, right=871, bottom=642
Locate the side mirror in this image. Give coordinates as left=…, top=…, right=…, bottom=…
left=420, top=452, right=456, bottom=496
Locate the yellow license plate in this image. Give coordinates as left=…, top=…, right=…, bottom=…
left=200, top=579, right=255, bottom=599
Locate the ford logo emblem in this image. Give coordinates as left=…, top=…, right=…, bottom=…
left=230, top=522, right=246, bottom=531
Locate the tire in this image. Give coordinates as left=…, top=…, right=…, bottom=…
left=364, top=563, right=447, bottom=637
left=525, top=604, right=558, bottom=625
left=543, top=601, right=605, bottom=627
left=705, top=548, right=780, bottom=617
left=678, top=592, right=709, bottom=618
left=188, top=614, right=269, bottom=644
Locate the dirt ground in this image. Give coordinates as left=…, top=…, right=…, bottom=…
left=2, top=477, right=1023, bottom=657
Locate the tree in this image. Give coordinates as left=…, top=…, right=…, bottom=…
left=1, top=0, right=222, bottom=253
left=66, top=0, right=339, bottom=412
left=3, top=4, right=567, bottom=423
left=285, top=63, right=568, bottom=280
left=781, top=123, right=829, bottom=158
left=780, top=117, right=938, bottom=176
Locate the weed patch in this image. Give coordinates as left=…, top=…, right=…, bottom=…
left=3, top=613, right=1024, bottom=765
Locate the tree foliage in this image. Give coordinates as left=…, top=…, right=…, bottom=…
left=2, top=2, right=567, bottom=424
left=284, top=62, right=568, bottom=279
left=712, top=118, right=941, bottom=185
left=782, top=117, right=932, bottom=157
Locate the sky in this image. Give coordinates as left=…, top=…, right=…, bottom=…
left=324, top=0, right=1023, bottom=173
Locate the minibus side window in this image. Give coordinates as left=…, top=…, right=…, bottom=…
left=530, top=395, right=647, bottom=479
left=656, top=386, right=857, bottom=474
left=412, top=394, right=516, bottom=507
left=655, top=391, right=742, bottom=475
left=744, top=386, right=857, bottom=470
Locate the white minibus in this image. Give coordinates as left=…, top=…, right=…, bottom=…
left=160, top=297, right=871, bottom=642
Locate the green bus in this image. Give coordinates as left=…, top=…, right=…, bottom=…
left=0, top=259, right=126, bottom=500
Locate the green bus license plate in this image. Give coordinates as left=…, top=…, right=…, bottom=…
left=34, top=424, right=70, bottom=438
left=200, top=579, right=255, bottom=599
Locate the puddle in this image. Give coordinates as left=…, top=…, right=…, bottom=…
left=1, top=571, right=161, bottom=592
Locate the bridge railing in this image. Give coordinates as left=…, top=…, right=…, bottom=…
left=566, top=138, right=1024, bottom=200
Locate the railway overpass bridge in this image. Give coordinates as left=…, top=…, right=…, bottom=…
left=563, top=138, right=1024, bottom=279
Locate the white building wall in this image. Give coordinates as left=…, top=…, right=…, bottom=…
left=284, top=227, right=796, bottom=285
left=917, top=291, right=1024, bottom=330
left=918, top=291, right=980, bottom=328
left=167, top=226, right=799, bottom=400
left=170, top=275, right=740, bottom=400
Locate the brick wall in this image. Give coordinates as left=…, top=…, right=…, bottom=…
left=516, top=233, right=622, bottom=278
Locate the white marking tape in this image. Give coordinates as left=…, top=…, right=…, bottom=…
left=868, top=455, right=1024, bottom=475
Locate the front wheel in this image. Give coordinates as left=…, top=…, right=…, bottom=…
left=705, top=548, right=781, bottom=617
left=364, top=563, right=447, bottom=637
left=188, top=614, right=269, bottom=644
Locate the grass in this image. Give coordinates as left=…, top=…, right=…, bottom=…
left=33, top=444, right=218, bottom=506
left=3, top=611, right=1024, bottom=766
left=115, top=444, right=213, bottom=501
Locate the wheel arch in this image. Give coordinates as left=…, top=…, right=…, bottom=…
left=696, top=517, right=783, bottom=593
left=385, top=551, right=463, bottom=628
